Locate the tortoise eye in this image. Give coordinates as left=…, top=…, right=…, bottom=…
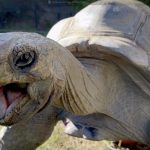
left=9, top=44, right=38, bottom=73
left=15, top=51, right=35, bottom=68
left=12, top=51, right=36, bottom=72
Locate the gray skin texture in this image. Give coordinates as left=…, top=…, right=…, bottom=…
left=48, top=0, right=150, bottom=145
left=1, top=0, right=150, bottom=149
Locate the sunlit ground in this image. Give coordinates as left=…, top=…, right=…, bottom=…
left=37, top=122, right=129, bottom=150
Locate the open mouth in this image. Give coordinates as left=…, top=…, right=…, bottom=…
left=0, top=83, right=28, bottom=119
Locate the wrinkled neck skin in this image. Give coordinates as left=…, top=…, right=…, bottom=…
left=50, top=48, right=150, bottom=144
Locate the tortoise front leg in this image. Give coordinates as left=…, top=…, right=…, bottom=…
left=0, top=106, right=60, bottom=150
left=59, top=112, right=141, bottom=142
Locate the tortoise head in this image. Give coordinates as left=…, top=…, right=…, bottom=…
left=0, top=32, right=66, bottom=125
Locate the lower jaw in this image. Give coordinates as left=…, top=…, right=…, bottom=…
left=0, top=95, right=50, bottom=126
left=0, top=96, right=31, bottom=125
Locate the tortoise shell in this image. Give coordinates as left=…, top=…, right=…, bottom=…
left=47, top=0, right=150, bottom=71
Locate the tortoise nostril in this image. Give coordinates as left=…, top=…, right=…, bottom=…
left=11, top=50, right=37, bottom=72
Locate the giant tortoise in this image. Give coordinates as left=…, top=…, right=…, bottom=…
left=0, top=0, right=150, bottom=149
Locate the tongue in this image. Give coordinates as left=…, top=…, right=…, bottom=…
left=7, top=91, right=22, bottom=105
left=0, top=87, right=23, bottom=119
left=0, top=87, right=7, bottom=118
